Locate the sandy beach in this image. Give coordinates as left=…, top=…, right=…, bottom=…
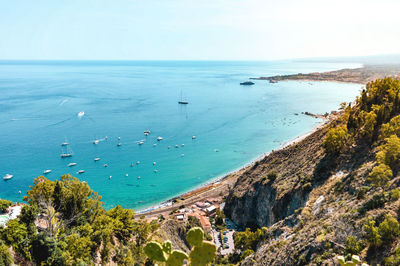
left=136, top=114, right=331, bottom=218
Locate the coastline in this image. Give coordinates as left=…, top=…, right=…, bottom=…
left=136, top=114, right=330, bottom=217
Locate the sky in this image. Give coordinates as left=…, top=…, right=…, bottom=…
left=0, top=0, right=400, bottom=60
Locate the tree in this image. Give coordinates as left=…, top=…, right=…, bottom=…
left=0, top=244, right=13, bottom=266
left=367, top=164, right=392, bottom=187
left=0, top=200, right=12, bottom=213
left=323, top=126, right=348, bottom=154
left=377, top=135, right=400, bottom=170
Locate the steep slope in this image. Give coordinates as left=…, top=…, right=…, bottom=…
left=224, top=78, right=400, bottom=265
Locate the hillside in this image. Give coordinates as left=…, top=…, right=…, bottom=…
left=224, top=77, right=400, bottom=265
left=253, top=65, right=400, bottom=84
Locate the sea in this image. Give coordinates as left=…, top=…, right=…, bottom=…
left=0, top=60, right=362, bottom=210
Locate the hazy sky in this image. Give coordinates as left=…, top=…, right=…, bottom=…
left=1, top=0, right=400, bottom=60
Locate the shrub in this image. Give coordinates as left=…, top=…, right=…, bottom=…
left=302, top=182, right=313, bottom=191
left=377, top=135, right=400, bottom=169
left=345, top=236, right=362, bottom=255
left=323, top=126, right=348, bottom=154
left=359, top=193, right=386, bottom=214
left=241, top=249, right=254, bottom=260
left=390, top=189, right=400, bottom=201
left=266, top=171, right=278, bottom=182
left=378, top=214, right=400, bottom=245
left=367, top=164, right=392, bottom=187
left=364, top=220, right=382, bottom=247
left=384, top=246, right=400, bottom=266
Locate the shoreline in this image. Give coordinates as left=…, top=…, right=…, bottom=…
left=136, top=114, right=330, bottom=217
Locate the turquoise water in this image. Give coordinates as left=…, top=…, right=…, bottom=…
left=0, top=61, right=362, bottom=210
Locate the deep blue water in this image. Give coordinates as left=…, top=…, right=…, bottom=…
left=0, top=60, right=362, bottom=209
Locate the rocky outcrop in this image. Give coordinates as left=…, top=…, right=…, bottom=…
left=224, top=123, right=331, bottom=228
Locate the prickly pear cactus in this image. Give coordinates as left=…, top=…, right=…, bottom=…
left=163, top=240, right=173, bottom=255
left=144, top=241, right=167, bottom=262
left=338, top=255, right=368, bottom=266
left=189, top=241, right=216, bottom=266
left=166, top=250, right=189, bottom=266
left=186, top=227, right=204, bottom=246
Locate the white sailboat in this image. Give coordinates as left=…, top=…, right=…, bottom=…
left=3, top=174, right=13, bottom=180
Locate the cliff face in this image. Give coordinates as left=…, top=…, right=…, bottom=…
left=224, top=124, right=330, bottom=229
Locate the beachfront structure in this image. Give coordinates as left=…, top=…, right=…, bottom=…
left=205, top=205, right=217, bottom=215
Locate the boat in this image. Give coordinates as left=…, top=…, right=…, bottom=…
left=181, top=144, right=185, bottom=146
left=192, top=136, right=196, bottom=139
left=144, top=130, right=151, bottom=134
left=153, top=162, right=156, bottom=165
left=3, top=174, right=13, bottom=180
left=61, top=142, right=69, bottom=146
left=181, top=154, right=185, bottom=157
left=144, top=132, right=149, bottom=136
left=178, top=91, right=189, bottom=104
left=168, top=146, right=171, bottom=149
left=43, top=170, right=52, bottom=174
left=104, top=164, right=108, bottom=167
left=78, top=170, right=85, bottom=174
left=77, top=111, right=85, bottom=117
left=94, top=158, right=100, bottom=161
left=138, top=141, right=144, bottom=145
left=93, top=140, right=99, bottom=144
left=136, top=161, right=140, bottom=165
left=154, top=169, right=158, bottom=173
left=138, top=176, right=141, bottom=179
left=175, top=145, right=179, bottom=148
left=125, top=173, right=129, bottom=177
left=157, top=136, right=163, bottom=141
left=117, top=143, right=122, bottom=146
left=68, top=163, right=77, bottom=167
left=153, top=144, right=157, bottom=147
left=240, top=81, right=255, bottom=85
left=61, top=146, right=73, bottom=158
left=118, top=137, right=121, bottom=140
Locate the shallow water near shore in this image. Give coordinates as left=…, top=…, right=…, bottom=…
left=0, top=60, right=362, bottom=209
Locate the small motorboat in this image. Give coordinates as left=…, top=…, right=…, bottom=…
left=157, top=136, right=163, bottom=141
left=43, top=170, right=52, bottom=174
left=175, top=145, right=179, bottom=148
left=240, top=81, right=255, bottom=85
left=94, top=158, right=100, bottom=161
left=77, top=111, right=85, bottom=117
left=93, top=140, right=99, bottom=144
left=117, top=143, right=122, bottom=147
left=136, top=161, right=140, bottom=165
left=181, top=154, right=185, bottom=157
left=153, top=162, right=156, bottom=165
left=192, top=136, right=196, bottom=139
left=118, top=137, right=121, bottom=140
left=125, top=173, right=129, bottom=177
left=61, top=142, right=69, bottom=146
left=104, top=164, right=108, bottom=167
left=61, top=153, right=72, bottom=158
left=153, top=144, right=157, bottom=147
left=138, top=141, right=144, bottom=145
left=68, top=163, right=77, bottom=167
left=138, top=176, right=141, bottom=179
left=130, top=163, right=134, bottom=167
left=78, top=170, right=85, bottom=174
left=168, top=146, right=171, bottom=149
left=144, top=130, right=151, bottom=134
left=3, top=174, right=13, bottom=180
left=144, top=132, right=149, bottom=136
left=109, top=175, right=112, bottom=179
left=154, top=169, right=158, bottom=173
left=181, top=144, right=185, bottom=147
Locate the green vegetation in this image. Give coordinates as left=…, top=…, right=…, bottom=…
left=234, top=227, right=267, bottom=252
left=367, top=163, right=392, bottom=187
left=322, top=125, right=348, bottom=154
left=0, top=175, right=159, bottom=265
left=0, top=200, right=12, bottom=213
left=144, top=227, right=216, bottom=266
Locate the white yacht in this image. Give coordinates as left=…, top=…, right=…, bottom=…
left=138, top=141, right=144, bottom=145
left=144, top=130, right=151, bottom=134
left=117, top=143, right=122, bottom=146
left=43, top=170, right=52, bottom=174
left=78, top=170, right=85, bottom=174
left=61, top=142, right=69, bottom=146
left=93, top=140, right=99, bottom=144
left=3, top=174, right=13, bottom=180
left=192, top=136, right=196, bottom=139
left=68, top=163, right=77, bottom=167
left=157, top=136, right=163, bottom=141
left=94, top=158, right=100, bottom=161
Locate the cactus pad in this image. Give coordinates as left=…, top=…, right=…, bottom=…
left=144, top=241, right=167, bottom=262
left=163, top=240, right=173, bottom=254
left=186, top=227, right=204, bottom=246
left=189, top=241, right=216, bottom=265
left=166, top=250, right=189, bottom=266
